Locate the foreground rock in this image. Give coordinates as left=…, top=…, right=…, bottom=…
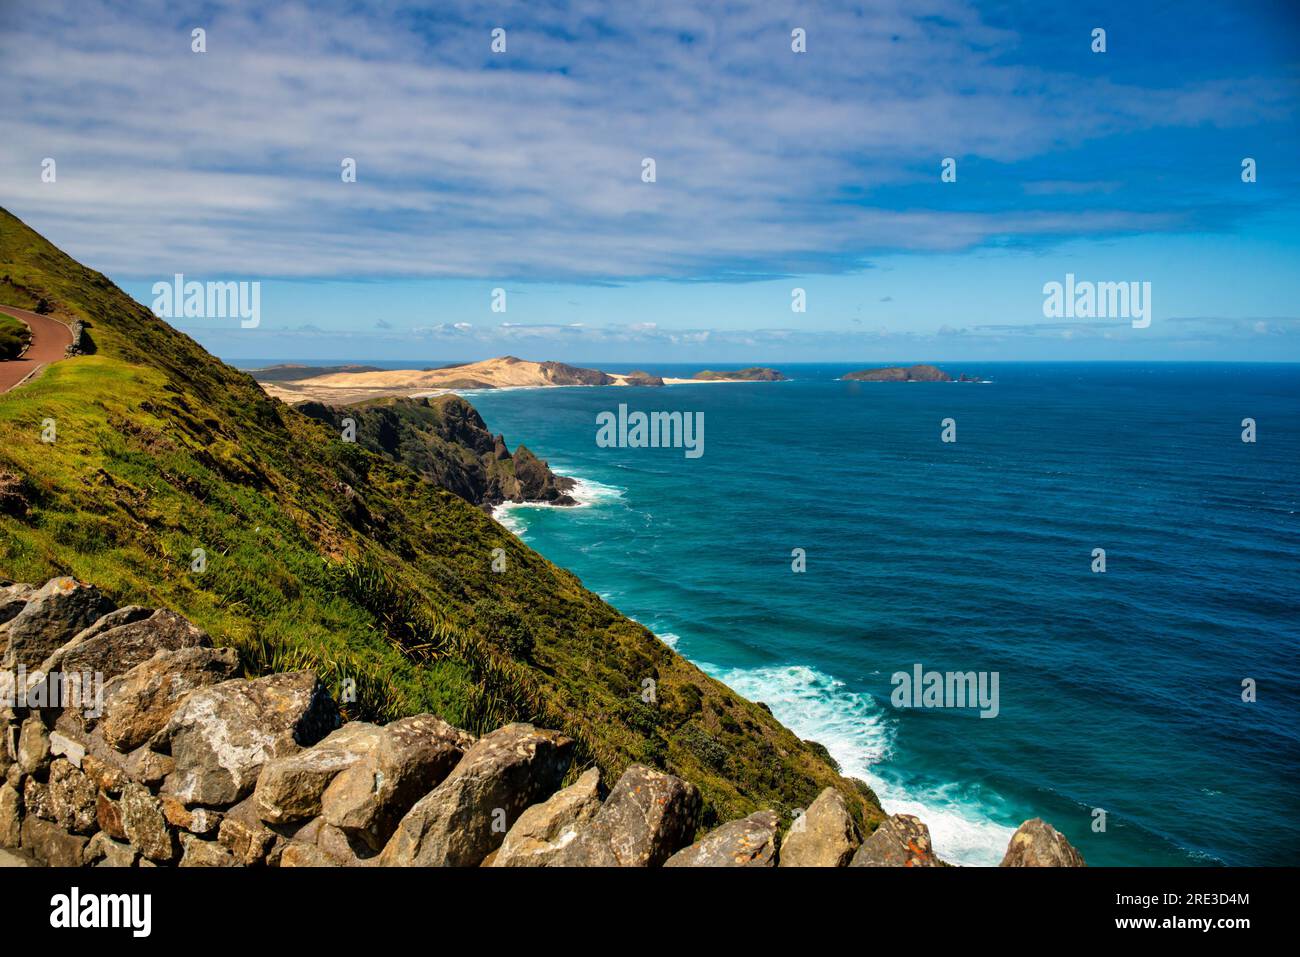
left=664, top=810, right=779, bottom=867
left=849, top=813, right=940, bottom=867
left=1000, top=818, right=1086, bottom=867
left=493, top=767, right=602, bottom=867
left=160, top=671, right=339, bottom=806
left=321, top=714, right=472, bottom=850
left=551, top=764, right=700, bottom=867
left=778, top=787, right=860, bottom=867
left=379, top=723, right=573, bottom=866
left=254, top=721, right=383, bottom=825
left=0, top=578, right=114, bottom=670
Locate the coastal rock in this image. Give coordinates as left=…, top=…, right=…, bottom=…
left=379, top=723, right=573, bottom=867
left=254, top=721, right=383, bottom=824
left=778, top=787, right=860, bottom=867
left=849, top=813, right=939, bottom=867
left=551, top=764, right=700, bottom=867
left=21, top=815, right=87, bottom=866
left=493, top=767, right=602, bottom=867
left=47, top=758, right=97, bottom=834
left=664, top=809, right=779, bottom=867
left=297, top=396, right=577, bottom=509
left=0, top=578, right=115, bottom=670
left=321, top=713, right=471, bottom=850
left=98, top=646, right=241, bottom=751
left=119, top=781, right=176, bottom=862
left=160, top=671, right=339, bottom=806
left=1000, top=818, right=1086, bottom=867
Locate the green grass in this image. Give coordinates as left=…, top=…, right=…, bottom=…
left=0, top=207, right=883, bottom=831
left=0, top=310, right=31, bottom=360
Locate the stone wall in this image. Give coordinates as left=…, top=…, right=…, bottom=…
left=0, top=577, right=1084, bottom=868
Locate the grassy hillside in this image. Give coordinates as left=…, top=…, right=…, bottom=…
left=0, top=207, right=882, bottom=830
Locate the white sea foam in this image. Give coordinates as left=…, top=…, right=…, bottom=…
left=492, top=474, right=625, bottom=533
left=698, top=661, right=1015, bottom=867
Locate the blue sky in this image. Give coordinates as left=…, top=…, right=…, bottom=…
left=1, top=0, right=1298, bottom=362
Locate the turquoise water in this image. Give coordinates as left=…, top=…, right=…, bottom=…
left=468, top=363, right=1299, bottom=867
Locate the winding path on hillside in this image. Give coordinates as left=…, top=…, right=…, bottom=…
left=0, top=304, right=73, bottom=393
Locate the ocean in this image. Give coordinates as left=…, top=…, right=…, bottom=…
left=462, top=362, right=1300, bottom=867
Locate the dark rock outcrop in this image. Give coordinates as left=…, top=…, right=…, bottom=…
left=0, top=578, right=115, bottom=670
left=623, top=370, right=666, bottom=387
left=298, top=395, right=577, bottom=509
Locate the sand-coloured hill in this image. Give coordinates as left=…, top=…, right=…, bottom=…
left=256, top=356, right=785, bottom=405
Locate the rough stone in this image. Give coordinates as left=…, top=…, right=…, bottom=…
left=23, top=776, right=52, bottom=820
left=218, top=797, right=278, bottom=865
left=254, top=721, right=382, bottom=825
left=279, top=841, right=340, bottom=867
left=160, top=671, right=338, bottom=806
left=551, top=764, right=700, bottom=867
left=47, top=758, right=97, bottom=834
left=665, top=809, right=780, bottom=867
left=21, top=815, right=87, bottom=866
left=17, top=714, right=50, bottom=775
left=119, top=782, right=176, bottom=862
left=778, top=787, right=860, bottom=867
left=1000, top=818, right=1086, bottom=867
left=493, top=767, right=602, bottom=867
left=0, top=783, right=21, bottom=847
left=96, top=792, right=127, bottom=840
left=380, top=723, right=573, bottom=867
left=99, top=646, right=240, bottom=751
left=179, top=833, right=238, bottom=867
left=849, top=813, right=939, bottom=867
left=0, top=578, right=115, bottom=670
left=84, top=831, right=137, bottom=867
left=321, top=713, right=471, bottom=849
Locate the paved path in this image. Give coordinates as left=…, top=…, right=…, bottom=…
left=0, top=304, right=73, bottom=392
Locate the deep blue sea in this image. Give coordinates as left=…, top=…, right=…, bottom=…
left=460, top=362, right=1300, bottom=867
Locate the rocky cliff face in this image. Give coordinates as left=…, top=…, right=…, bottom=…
left=843, top=364, right=953, bottom=382
left=1, top=578, right=1085, bottom=868
left=297, top=395, right=577, bottom=510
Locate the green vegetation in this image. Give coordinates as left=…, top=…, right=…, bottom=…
left=0, top=310, right=31, bottom=360
left=0, top=207, right=881, bottom=830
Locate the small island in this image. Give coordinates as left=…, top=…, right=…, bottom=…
left=844, top=364, right=953, bottom=382
left=623, top=370, right=666, bottom=387
left=693, top=367, right=786, bottom=381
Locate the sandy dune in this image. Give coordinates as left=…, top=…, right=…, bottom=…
left=256, top=355, right=753, bottom=405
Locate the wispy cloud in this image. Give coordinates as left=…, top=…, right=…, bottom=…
left=1, top=0, right=1294, bottom=281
